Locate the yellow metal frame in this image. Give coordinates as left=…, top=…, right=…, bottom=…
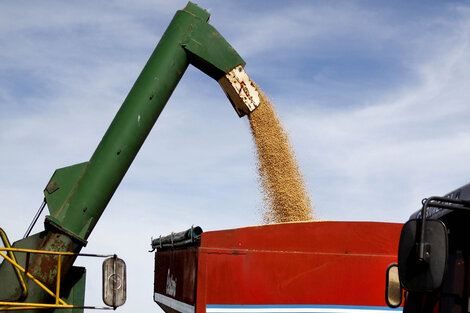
left=0, top=229, right=27, bottom=301
left=0, top=247, right=112, bottom=311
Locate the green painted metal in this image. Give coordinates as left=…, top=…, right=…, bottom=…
left=0, top=231, right=44, bottom=302
left=53, top=266, right=86, bottom=313
left=44, top=1, right=245, bottom=243
left=0, top=231, right=79, bottom=311
left=45, top=162, right=88, bottom=218
left=0, top=2, right=246, bottom=311
left=182, top=15, right=245, bottom=79
left=0, top=228, right=27, bottom=302
left=0, top=232, right=85, bottom=313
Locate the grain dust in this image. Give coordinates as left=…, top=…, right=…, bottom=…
left=249, top=88, right=313, bottom=223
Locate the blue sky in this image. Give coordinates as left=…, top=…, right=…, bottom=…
left=2, top=1, right=470, bottom=312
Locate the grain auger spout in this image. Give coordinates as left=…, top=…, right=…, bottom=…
left=0, top=2, right=259, bottom=310
left=218, top=65, right=260, bottom=117
left=179, top=5, right=260, bottom=117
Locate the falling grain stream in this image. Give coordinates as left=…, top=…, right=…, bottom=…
left=249, top=88, right=314, bottom=223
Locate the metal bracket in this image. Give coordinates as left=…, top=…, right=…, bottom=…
left=418, top=196, right=470, bottom=261
left=0, top=228, right=28, bottom=301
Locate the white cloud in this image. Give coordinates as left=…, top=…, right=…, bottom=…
left=284, top=5, right=470, bottom=222
left=2, top=1, right=470, bottom=312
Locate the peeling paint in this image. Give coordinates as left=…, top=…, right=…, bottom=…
left=218, top=65, right=260, bottom=117
left=29, top=232, right=78, bottom=287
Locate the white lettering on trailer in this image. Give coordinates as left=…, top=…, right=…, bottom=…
left=166, top=269, right=177, bottom=297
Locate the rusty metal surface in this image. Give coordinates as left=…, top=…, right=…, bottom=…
left=27, top=232, right=79, bottom=288
left=218, top=65, right=260, bottom=117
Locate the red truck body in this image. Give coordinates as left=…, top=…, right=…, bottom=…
left=154, top=221, right=403, bottom=313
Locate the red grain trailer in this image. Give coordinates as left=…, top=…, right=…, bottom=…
left=152, top=221, right=403, bottom=313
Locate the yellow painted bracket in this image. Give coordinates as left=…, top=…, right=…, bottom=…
left=0, top=247, right=113, bottom=311
left=0, top=248, right=68, bottom=310
left=0, top=228, right=28, bottom=301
